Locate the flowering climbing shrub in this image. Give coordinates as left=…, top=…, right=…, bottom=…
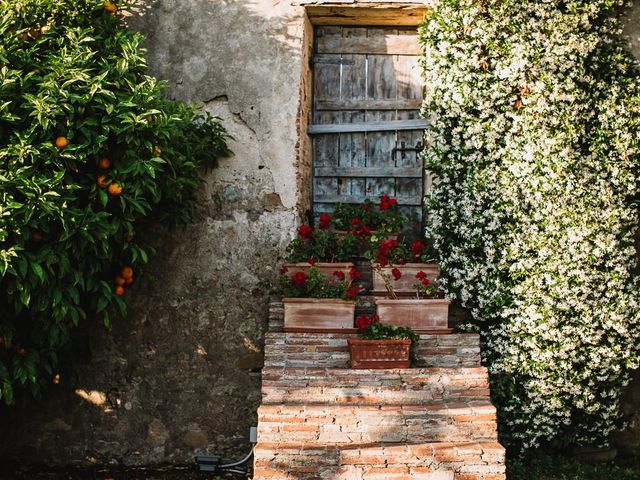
left=277, top=265, right=362, bottom=300
left=0, top=0, right=229, bottom=403
left=419, top=0, right=640, bottom=450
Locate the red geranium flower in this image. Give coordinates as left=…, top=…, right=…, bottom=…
left=378, top=239, right=399, bottom=257
left=416, top=271, right=427, bottom=280
left=345, top=284, right=361, bottom=299
left=351, top=218, right=362, bottom=226
left=292, top=271, right=307, bottom=287
left=349, top=267, right=361, bottom=280
left=333, top=270, right=346, bottom=280
left=355, top=313, right=380, bottom=332
left=319, top=213, right=331, bottom=230
left=421, top=278, right=430, bottom=286
left=391, top=268, right=402, bottom=280
left=356, top=314, right=368, bottom=331
left=357, top=225, right=372, bottom=237
left=379, top=195, right=397, bottom=211
left=377, top=254, right=389, bottom=267
left=279, top=265, right=289, bottom=275
left=411, top=240, right=425, bottom=255
left=298, top=225, right=313, bottom=239
left=307, top=258, right=317, bottom=266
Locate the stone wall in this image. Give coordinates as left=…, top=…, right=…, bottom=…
left=0, top=0, right=639, bottom=468
left=0, top=0, right=309, bottom=466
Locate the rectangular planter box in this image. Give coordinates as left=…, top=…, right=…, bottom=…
left=282, top=262, right=353, bottom=279
left=372, top=263, right=440, bottom=295
left=375, top=298, right=450, bottom=332
left=282, top=298, right=356, bottom=332
left=348, top=339, right=411, bottom=369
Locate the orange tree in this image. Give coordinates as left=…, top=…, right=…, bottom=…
left=0, top=0, right=230, bottom=402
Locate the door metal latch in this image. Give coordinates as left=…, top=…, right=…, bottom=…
left=391, top=140, right=424, bottom=160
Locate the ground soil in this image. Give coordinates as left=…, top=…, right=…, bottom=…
left=0, top=464, right=250, bottom=480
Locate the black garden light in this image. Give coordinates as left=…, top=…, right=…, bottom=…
left=195, top=426, right=257, bottom=474
left=194, top=454, right=220, bottom=472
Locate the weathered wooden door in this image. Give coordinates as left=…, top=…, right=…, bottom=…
left=310, top=26, right=427, bottom=234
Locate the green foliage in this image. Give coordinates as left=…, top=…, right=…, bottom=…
left=277, top=265, right=361, bottom=300
left=420, top=0, right=640, bottom=450
left=364, top=237, right=436, bottom=266
left=285, top=228, right=359, bottom=263
left=0, top=0, right=229, bottom=403
left=507, top=453, right=639, bottom=480
left=333, top=197, right=406, bottom=234
left=361, top=322, right=419, bottom=344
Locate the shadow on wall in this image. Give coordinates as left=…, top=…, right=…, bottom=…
left=0, top=0, right=303, bottom=468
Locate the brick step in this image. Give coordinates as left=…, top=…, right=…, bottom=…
left=261, top=367, right=491, bottom=405
left=257, top=402, right=498, bottom=445
left=253, top=441, right=506, bottom=480
left=264, top=332, right=481, bottom=369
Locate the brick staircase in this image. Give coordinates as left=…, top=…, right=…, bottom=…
left=253, top=301, right=506, bottom=479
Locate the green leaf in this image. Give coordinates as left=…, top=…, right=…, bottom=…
left=99, top=189, right=108, bottom=207
left=31, top=262, right=45, bottom=283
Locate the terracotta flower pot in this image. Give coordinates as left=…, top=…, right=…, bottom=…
left=348, top=339, right=411, bottom=369
left=282, top=298, right=356, bottom=332
left=375, top=298, right=450, bottom=332
left=372, top=262, right=440, bottom=295
left=282, top=262, right=353, bottom=279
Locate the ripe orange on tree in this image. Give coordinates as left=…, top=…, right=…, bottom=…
left=0, top=0, right=230, bottom=406
left=54, top=136, right=68, bottom=148
left=115, top=276, right=126, bottom=286
left=104, top=0, right=117, bottom=13
left=108, top=182, right=123, bottom=196
left=121, top=266, right=133, bottom=280
left=97, top=175, right=108, bottom=189
left=98, top=157, right=111, bottom=170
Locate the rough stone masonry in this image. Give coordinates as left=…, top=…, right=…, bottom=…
left=0, top=0, right=639, bottom=466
